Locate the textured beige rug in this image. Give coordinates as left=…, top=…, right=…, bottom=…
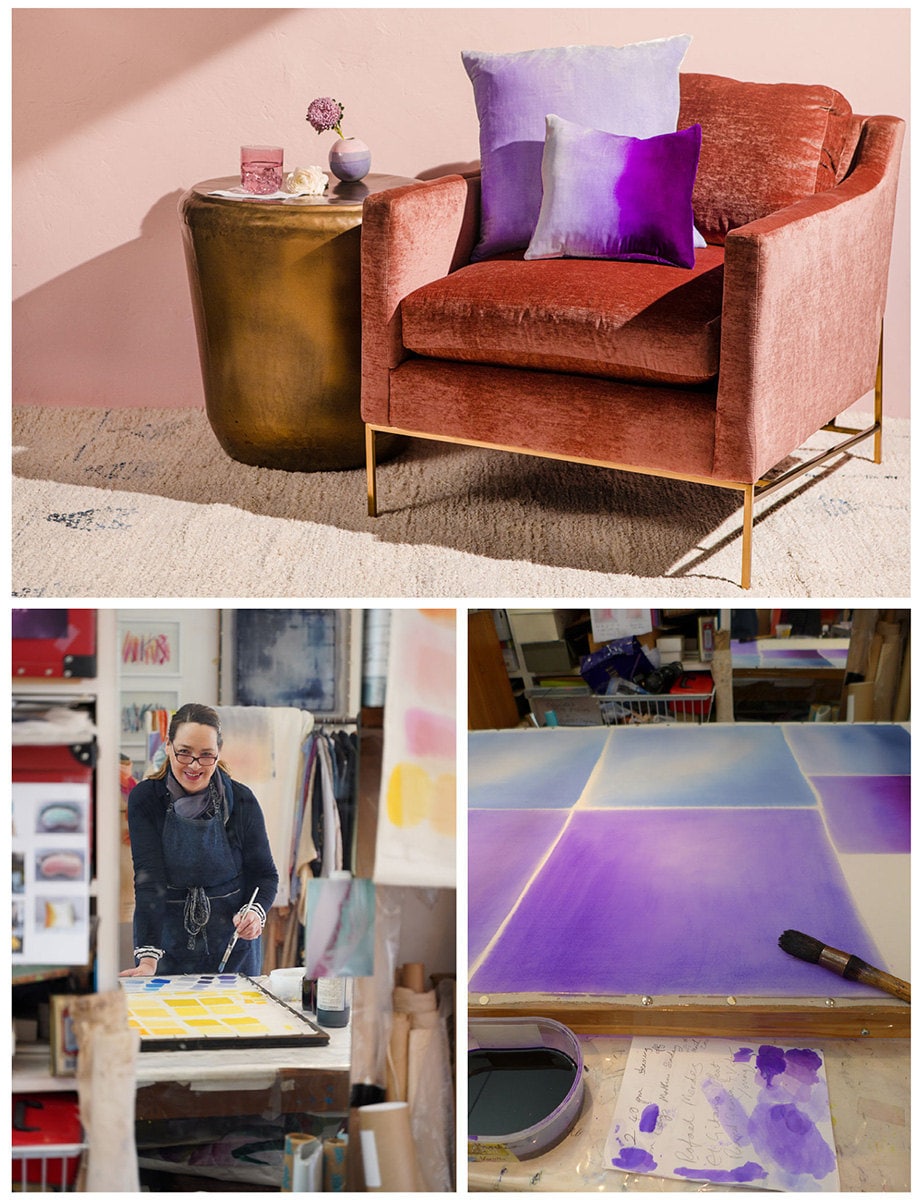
left=12, top=406, right=909, bottom=598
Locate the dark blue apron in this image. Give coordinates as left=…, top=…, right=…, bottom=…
left=159, top=784, right=261, bottom=976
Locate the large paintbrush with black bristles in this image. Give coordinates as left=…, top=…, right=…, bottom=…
left=779, top=929, right=910, bottom=1003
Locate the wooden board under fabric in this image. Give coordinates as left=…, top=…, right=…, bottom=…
left=469, top=724, right=910, bottom=1040
left=120, top=974, right=329, bottom=1051
left=468, top=994, right=908, bottom=1040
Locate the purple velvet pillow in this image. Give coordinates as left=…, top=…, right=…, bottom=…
left=462, top=37, right=692, bottom=262
left=525, top=116, right=703, bottom=268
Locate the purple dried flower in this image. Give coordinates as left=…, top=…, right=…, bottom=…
left=307, top=96, right=345, bottom=137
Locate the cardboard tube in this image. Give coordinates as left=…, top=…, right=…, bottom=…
left=323, top=1136, right=348, bottom=1192
left=846, top=681, right=875, bottom=722
left=873, top=638, right=902, bottom=722
left=401, top=962, right=426, bottom=993
left=358, top=1101, right=422, bottom=1191
left=893, top=633, right=911, bottom=721
left=386, top=1011, right=410, bottom=1101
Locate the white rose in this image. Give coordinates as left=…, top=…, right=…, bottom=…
left=284, top=165, right=329, bottom=196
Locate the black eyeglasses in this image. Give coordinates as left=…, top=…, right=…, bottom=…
left=172, top=750, right=218, bottom=766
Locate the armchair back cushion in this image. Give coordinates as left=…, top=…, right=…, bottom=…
left=678, top=73, right=855, bottom=241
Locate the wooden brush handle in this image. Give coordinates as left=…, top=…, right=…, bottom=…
left=848, top=957, right=911, bottom=1004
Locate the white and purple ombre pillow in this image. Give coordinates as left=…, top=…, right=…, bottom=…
left=526, top=116, right=703, bottom=268
left=462, top=36, right=692, bottom=261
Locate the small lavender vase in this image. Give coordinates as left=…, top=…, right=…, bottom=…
left=328, top=136, right=371, bottom=182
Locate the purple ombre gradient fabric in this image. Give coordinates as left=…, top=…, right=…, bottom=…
left=527, top=117, right=702, bottom=267
left=462, top=36, right=692, bottom=261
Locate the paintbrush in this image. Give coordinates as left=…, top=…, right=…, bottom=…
left=778, top=929, right=910, bottom=1003
left=217, top=887, right=260, bottom=973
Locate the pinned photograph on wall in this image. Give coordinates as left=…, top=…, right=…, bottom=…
left=605, top=1037, right=840, bottom=1191
left=303, top=876, right=375, bottom=978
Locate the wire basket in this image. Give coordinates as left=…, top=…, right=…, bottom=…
left=598, top=686, right=715, bottom=725
left=11, top=1144, right=85, bottom=1192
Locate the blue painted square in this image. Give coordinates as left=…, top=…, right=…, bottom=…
left=785, top=724, right=910, bottom=776
left=582, top=725, right=816, bottom=808
left=468, top=728, right=608, bottom=809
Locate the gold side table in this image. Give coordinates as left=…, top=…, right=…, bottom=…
left=179, top=174, right=413, bottom=471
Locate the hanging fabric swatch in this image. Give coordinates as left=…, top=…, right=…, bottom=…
left=373, top=610, right=456, bottom=887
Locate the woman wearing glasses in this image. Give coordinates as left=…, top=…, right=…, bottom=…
left=120, top=703, right=278, bottom=977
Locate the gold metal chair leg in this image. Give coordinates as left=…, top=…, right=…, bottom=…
left=365, top=425, right=378, bottom=517
left=740, top=485, right=754, bottom=590
left=873, top=324, right=883, bottom=464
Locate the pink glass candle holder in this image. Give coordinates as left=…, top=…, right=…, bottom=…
left=240, top=145, right=284, bottom=194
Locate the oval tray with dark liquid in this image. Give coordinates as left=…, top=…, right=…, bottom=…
left=468, top=1046, right=578, bottom=1137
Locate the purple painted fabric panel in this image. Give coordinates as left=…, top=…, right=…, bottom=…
left=785, top=724, right=910, bottom=776
left=525, top=117, right=701, bottom=267
left=470, top=807, right=883, bottom=997
left=583, top=724, right=816, bottom=808
left=812, top=775, right=910, bottom=853
left=468, top=808, right=570, bottom=964
left=468, top=728, right=608, bottom=809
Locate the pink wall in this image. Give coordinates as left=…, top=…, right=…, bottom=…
left=13, top=8, right=910, bottom=416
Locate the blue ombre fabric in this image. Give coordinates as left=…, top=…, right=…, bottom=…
left=462, top=36, right=692, bottom=261
left=526, top=116, right=702, bottom=268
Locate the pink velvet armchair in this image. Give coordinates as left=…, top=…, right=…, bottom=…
left=360, top=73, right=904, bottom=588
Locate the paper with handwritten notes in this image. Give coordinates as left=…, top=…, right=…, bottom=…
left=605, top=1037, right=839, bottom=1190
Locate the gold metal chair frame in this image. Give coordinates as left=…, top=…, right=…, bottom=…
left=365, top=328, right=884, bottom=590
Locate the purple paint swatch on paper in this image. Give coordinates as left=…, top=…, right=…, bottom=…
left=638, top=1103, right=659, bottom=1132
left=612, top=1147, right=657, bottom=1172
left=674, top=1162, right=768, bottom=1183
left=785, top=723, right=910, bottom=776
left=606, top=1037, right=838, bottom=1190
left=468, top=808, right=569, bottom=965
left=583, top=725, right=816, bottom=809
left=812, top=775, right=910, bottom=853
left=470, top=807, right=883, bottom=997
left=468, top=728, right=609, bottom=809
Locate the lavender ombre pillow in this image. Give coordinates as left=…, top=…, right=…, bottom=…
left=526, top=116, right=703, bottom=268
left=462, top=36, right=692, bottom=261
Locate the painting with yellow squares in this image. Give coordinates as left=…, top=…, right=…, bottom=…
left=120, top=974, right=329, bottom=1050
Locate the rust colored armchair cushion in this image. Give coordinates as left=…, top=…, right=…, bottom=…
left=678, top=73, right=854, bottom=241
left=401, top=248, right=725, bottom=385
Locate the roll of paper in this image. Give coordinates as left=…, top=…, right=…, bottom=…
left=358, top=1101, right=422, bottom=1191
left=292, top=1137, right=323, bottom=1191
left=283, top=1134, right=318, bottom=1191
left=386, top=1011, right=410, bottom=1101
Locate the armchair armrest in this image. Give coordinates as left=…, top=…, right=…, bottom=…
left=714, top=115, right=904, bottom=481
left=360, top=174, right=473, bottom=423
